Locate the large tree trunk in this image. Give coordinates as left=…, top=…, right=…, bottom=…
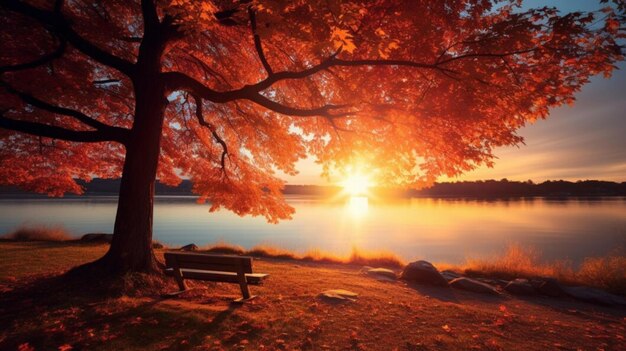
left=95, top=80, right=167, bottom=273
left=75, top=20, right=169, bottom=275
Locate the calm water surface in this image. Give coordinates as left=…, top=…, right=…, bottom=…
left=1, top=196, right=625, bottom=264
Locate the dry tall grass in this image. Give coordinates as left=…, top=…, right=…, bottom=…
left=453, top=244, right=625, bottom=295
left=197, top=243, right=404, bottom=268
left=1, top=225, right=73, bottom=241
left=577, top=253, right=626, bottom=294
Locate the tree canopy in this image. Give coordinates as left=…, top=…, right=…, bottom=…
left=1, top=0, right=624, bottom=223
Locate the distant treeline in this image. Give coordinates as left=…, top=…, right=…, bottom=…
left=1, top=179, right=625, bottom=198
left=393, top=179, right=626, bottom=198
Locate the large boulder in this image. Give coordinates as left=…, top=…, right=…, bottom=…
left=504, top=279, right=536, bottom=295
left=400, top=260, right=448, bottom=286
left=563, top=286, right=626, bottom=306
left=80, top=233, right=113, bottom=243
left=449, top=277, right=501, bottom=295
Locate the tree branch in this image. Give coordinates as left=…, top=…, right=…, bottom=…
left=164, top=71, right=350, bottom=118
left=1, top=82, right=123, bottom=131
left=0, top=112, right=124, bottom=143
left=2, top=0, right=135, bottom=76
left=163, top=45, right=538, bottom=118
left=248, top=6, right=273, bottom=75
left=247, top=94, right=350, bottom=117
left=191, top=94, right=229, bottom=173
left=0, top=38, right=66, bottom=73
left=436, top=47, right=539, bottom=65
left=141, top=0, right=159, bottom=35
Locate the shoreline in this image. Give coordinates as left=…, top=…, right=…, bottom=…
left=2, top=238, right=624, bottom=297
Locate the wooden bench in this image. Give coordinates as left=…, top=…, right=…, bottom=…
left=164, top=252, right=269, bottom=302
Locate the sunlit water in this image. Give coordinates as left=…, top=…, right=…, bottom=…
left=1, top=196, right=625, bottom=265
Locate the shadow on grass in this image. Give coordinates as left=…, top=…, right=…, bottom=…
left=0, top=272, right=249, bottom=350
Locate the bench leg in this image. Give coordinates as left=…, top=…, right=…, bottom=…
left=239, top=282, right=251, bottom=300
left=174, top=276, right=187, bottom=291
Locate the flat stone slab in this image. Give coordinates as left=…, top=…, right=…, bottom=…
left=449, top=277, right=501, bottom=295
left=319, top=289, right=358, bottom=302
left=564, top=286, right=626, bottom=306
left=441, top=270, right=461, bottom=282
left=365, top=268, right=397, bottom=281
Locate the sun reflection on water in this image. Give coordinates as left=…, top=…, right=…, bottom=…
left=346, top=196, right=369, bottom=217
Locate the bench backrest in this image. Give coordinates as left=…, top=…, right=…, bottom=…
left=164, top=252, right=253, bottom=273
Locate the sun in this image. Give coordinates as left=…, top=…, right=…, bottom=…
left=341, top=173, right=372, bottom=196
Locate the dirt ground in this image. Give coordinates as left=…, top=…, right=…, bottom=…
left=1, top=241, right=624, bottom=350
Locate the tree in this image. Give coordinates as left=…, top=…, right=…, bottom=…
left=1, top=0, right=623, bottom=274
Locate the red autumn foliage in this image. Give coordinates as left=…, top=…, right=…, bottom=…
left=0, top=0, right=624, bottom=272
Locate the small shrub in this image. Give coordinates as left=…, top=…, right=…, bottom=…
left=447, top=243, right=625, bottom=295
left=2, top=225, right=73, bottom=241
left=348, top=248, right=404, bottom=269
left=247, top=245, right=296, bottom=260
left=203, top=243, right=245, bottom=255
left=577, top=253, right=626, bottom=294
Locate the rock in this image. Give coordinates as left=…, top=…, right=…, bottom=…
left=80, top=233, right=113, bottom=243
left=449, top=277, right=501, bottom=295
left=152, top=241, right=164, bottom=249
left=365, top=267, right=397, bottom=281
left=400, top=260, right=448, bottom=286
left=440, top=270, right=461, bottom=282
left=319, top=289, right=358, bottom=302
left=180, top=243, right=198, bottom=251
left=504, top=279, right=536, bottom=295
left=531, top=278, right=566, bottom=297
left=563, top=286, right=626, bottom=306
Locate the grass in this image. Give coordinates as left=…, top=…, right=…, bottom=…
left=442, top=244, right=626, bottom=295
left=577, top=254, right=626, bottom=294
left=198, top=243, right=405, bottom=269
left=1, top=227, right=622, bottom=293
left=0, top=241, right=624, bottom=351
left=1, top=225, right=73, bottom=241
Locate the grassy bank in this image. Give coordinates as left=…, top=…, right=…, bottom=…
left=2, top=225, right=625, bottom=294
left=1, top=241, right=625, bottom=350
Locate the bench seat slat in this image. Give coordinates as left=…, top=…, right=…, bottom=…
left=164, top=268, right=268, bottom=285
left=164, top=252, right=252, bottom=273
left=164, top=261, right=242, bottom=272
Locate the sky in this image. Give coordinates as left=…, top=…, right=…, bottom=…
left=283, top=0, right=626, bottom=185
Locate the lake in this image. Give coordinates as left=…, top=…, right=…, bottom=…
left=1, top=196, right=625, bottom=265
